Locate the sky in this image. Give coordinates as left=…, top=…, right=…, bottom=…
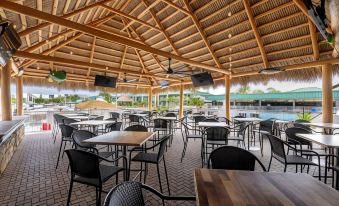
left=9, top=75, right=339, bottom=96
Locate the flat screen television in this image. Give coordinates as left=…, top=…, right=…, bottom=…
left=0, top=21, right=22, bottom=67
left=191, top=72, right=214, bottom=87
left=94, top=75, right=117, bottom=88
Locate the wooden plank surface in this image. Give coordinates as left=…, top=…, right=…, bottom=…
left=194, top=169, right=339, bottom=206
left=83, top=131, right=155, bottom=146
left=296, top=134, right=339, bottom=148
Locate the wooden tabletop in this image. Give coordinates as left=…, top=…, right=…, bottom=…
left=194, top=169, right=339, bottom=206
left=296, top=134, right=339, bottom=148
left=233, top=117, right=262, bottom=122
left=302, top=122, right=339, bottom=129
left=83, top=131, right=155, bottom=146
left=70, top=120, right=115, bottom=126
left=198, top=122, right=228, bottom=127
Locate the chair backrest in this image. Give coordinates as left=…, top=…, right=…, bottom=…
left=59, top=124, right=76, bottom=138
left=202, top=118, right=219, bottom=122
left=105, top=117, right=117, bottom=121
left=65, top=149, right=101, bottom=180
left=107, top=122, right=123, bottom=132
left=285, top=127, right=312, bottom=146
left=157, top=135, right=171, bottom=161
left=94, top=116, right=104, bottom=120
left=54, top=114, right=65, bottom=124
left=110, top=112, right=120, bottom=119
left=295, top=119, right=310, bottom=123
left=204, top=127, right=229, bottom=141
left=165, top=113, right=176, bottom=117
left=71, top=130, right=96, bottom=149
left=259, top=120, right=275, bottom=133
left=208, top=146, right=266, bottom=171
left=63, top=118, right=78, bottom=125
left=154, top=118, right=169, bottom=129
left=129, top=114, right=140, bottom=123
left=124, top=125, right=148, bottom=132
left=237, top=122, right=251, bottom=138
left=267, top=134, right=286, bottom=161
left=217, top=117, right=230, bottom=125
left=103, top=181, right=145, bottom=206
left=194, top=115, right=206, bottom=123
left=293, top=123, right=312, bottom=132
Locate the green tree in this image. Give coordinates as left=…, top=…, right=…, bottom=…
left=237, top=86, right=250, bottom=94
left=252, top=89, right=264, bottom=94
left=297, top=112, right=313, bottom=121
left=99, top=93, right=113, bottom=103
left=266, top=87, right=280, bottom=93
left=188, top=97, right=204, bottom=108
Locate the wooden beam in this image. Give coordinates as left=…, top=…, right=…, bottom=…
left=160, top=0, right=191, bottom=16
left=148, top=87, right=153, bottom=111
left=308, top=19, right=320, bottom=60
left=183, top=0, right=224, bottom=70
left=18, top=0, right=114, bottom=37
left=0, top=0, right=227, bottom=74
left=86, top=36, right=97, bottom=78
left=225, top=75, right=231, bottom=119
left=242, top=0, right=269, bottom=68
left=1, top=59, right=12, bottom=120
left=16, top=76, right=23, bottom=116
left=14, top=51, right=180, bottom=82
left=179, top=83, right=184, bottom=120
left=322, top=64, right=333, bottom=123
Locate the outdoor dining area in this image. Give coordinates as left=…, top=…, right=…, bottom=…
left=1, top=0, right=339, bottom=205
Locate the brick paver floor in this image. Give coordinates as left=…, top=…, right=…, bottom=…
left=0, top=129, right=328, bottom=206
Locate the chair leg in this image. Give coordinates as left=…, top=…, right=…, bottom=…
left=284, top=164, right=287, bottom=172
left=181, top=139, right=188, bottom=163
left=97, top=186, right=102, bottom=206
left=143, top=163, right=147, bottom=184
left=156, top=164, right=163, bottom=193
left=163, top=158, right=171, bottom=195
left=139, top=162, right=143, bottom=182
left=295, top=164, right=298, bottom=173
left=268, top=156, right=272, bottom=171
left=61, top=140, right=67, bottom=158
left=66, top=180, right=73, bottom=206
left=55, top=140, right=64, bottom=169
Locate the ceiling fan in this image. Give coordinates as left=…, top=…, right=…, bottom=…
left=164, top=58, right=192, bottom=76
left=120, top=72, right=153, bottom=85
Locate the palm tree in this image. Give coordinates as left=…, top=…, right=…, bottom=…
left=252, top=89, right=264, bottom=94
left=266, top=87, right=280, bottom=93
left=237, top=86, right=250, bottom=94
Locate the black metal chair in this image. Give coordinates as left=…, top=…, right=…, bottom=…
left=165, top=112, right=176, bottom=117
left=129, top=135, right=171, bottom=195
left=124, top=125, right=148, bottom=132
left=103, top=181, right=196, bottom=206
left=202, top=127, right=229, bottom=166
left=228, top=122, right=251, bottom=148
left=65, top=149, right=126, bottom=206
left=106, top=122, right=123, bottom=132
left=71, top=130, right=115, bottom=159
left=94, top=116, right=104, bottom=120
left=193, top=115, right=206, bottom=134
left=56, top=124, right=76, bottom=169
left=208, top=146, right=266, bottom=171
left=110, top=112, right=120, bottom=121
left=325, top=154, right=339, bottom=190
left=63, top=118, right=78, bottom=129
left=180, top=121, right=203, bottom=162
left=52, top=114, right=65, bottom=143
left=267, top=134, right=321, bottom=179
left=285, top=127, right=313, bottom=150
left=252, top=120, right=275, bottom=156
left=129, top=114, right=140, bottom=126
left=153, top=118, right=169, bottom=143
left=202, top=118, right=219, bottom=122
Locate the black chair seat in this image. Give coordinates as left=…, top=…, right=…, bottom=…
left=63, top=137, right=73, bottom=142
left=285, top=155, right=318, bottom=165
left=132, top=152, right=158, bottom=164
left=98, top=151, right=115, bottom=159
left=206, top=140, right=228, bottom=145
left=74, top=164, right=123, bottom=187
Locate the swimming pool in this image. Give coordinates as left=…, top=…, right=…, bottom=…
left=231, top=111, right=300, bottom=121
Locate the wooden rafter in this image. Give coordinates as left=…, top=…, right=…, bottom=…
left=242, top=0, right=269, bottom=68
left=183, top=0, right=224, bottom=70
left=86, top=36, right=97, bottom=79
left=0, top=0, right=228, bottom=74
left=15, top=51, right=180, bottom=82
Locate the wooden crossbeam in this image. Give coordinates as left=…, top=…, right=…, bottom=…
left=160, top=0, right=190, bottom=16
left=14, top=51, right=180, bottom=82
left=86, top=36, right=97, bottom=79
left=242, top=0, right=269, bottom=68
left=0, top=0, right=227, bottom=74
left=183, top=0, right=224, bottom=70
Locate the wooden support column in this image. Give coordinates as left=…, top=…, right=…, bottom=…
left=322, top=64, right=333, bottom=123
left=225, top=75, right=231, bottom=119
left=16, top=76, right=23, bottom=116
left=148, top=87, right=153, bottom=111
left=1, top=59, right=13, bottom=120
left=179, top=84, right=184, bottom=120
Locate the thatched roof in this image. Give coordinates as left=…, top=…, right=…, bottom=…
left=0, top=0, right=337, bottom=93
left=75, top=100, right=116, bottom=109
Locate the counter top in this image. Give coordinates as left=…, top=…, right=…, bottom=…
left=0, top=117, right=26, bottom=143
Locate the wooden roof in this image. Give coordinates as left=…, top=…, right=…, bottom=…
left=0, top=0, right=337, bottom=92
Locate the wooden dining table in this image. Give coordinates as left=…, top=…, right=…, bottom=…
left=194, top=169, right=339, bottom=206
left=83, top=131, right=155, bottom=179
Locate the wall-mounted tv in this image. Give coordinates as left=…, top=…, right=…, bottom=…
left=191, top=72, right=214, bottom=87
left=0, top=21, right=22, bottom=67
left=94, top=75, right=117, bottom=88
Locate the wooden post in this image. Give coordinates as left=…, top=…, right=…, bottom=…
left=148, top=87, right=152, bottom=111
left=1, top=59, right=13, bottom=120
left=322, top=64, right=333, bottom=123
left=179, top=84, right=184, bottom=120
left=225, top=75, right=231, bottom=119
left=16, top=76, right=23, bottom=116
